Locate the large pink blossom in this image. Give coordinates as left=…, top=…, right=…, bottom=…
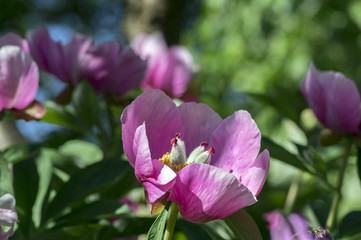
left=301, top=64, right=361, bottom=134
left=121, top=89, right=269, bottom=223
left=132, top=32, right=195, bottom=98
left=26, top=27, right=146, bottom=95
left=0, top=34, right=39, bottom=112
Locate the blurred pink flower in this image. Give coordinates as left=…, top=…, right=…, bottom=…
left=301, top=64, right=361, bottom=134
left=27, top=27, right=146, bottom=95
left=0, top=194, right=18, bottom=239
left=0, top=36, right=39, bottom=113
left=121, top=89, right=269, bottom=223
left=264, top=210, right=333, bottom=240
left=132, top=32, right=195, bottom=98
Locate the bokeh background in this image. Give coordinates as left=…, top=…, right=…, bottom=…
left=2, top=0, right=361, bottom=239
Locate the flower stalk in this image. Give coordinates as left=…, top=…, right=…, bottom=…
left=326, top=140, right=352, bottom=231
left=164, top=203, right=179, bottom=240
left=284, top=171, right=303, bottom=215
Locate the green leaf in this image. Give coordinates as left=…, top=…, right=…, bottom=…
left=43, top=159, right=130, bottom=223
left=262, top=137, right=310, bottom=173
left=2, top=143, right=40, bottom=163
left=32, top=149, right=53, bottom=228
left=224, top=209, right=263, bottom=240
left=41, top=101, right=79, bottom=130
left=72, top=80, right=99, bottom=129
left=357, top=148, right=361, bottom=183
left=336, top=211, right=361, bottom=238
left=58, top=140, right=103, bottom=166
left=147, top=204, right=170, bottom=240
left=13, top=156, right=39, bottom=237
left=0, top=154, right=13, bottom=195
left=177, top=220, right=233, bottom=240
left=52, top=200, right=122, bottom=228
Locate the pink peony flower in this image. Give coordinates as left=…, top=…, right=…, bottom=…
left=0, top=194, right=18, bottom=239
left=132, top=32, right=195, bottom=98
left=0, top=43, right=39, bottom=112
left=26, top=27, right=146, bottom=95
left=301, top=64, right=361, bottom=134
left=121, top=89, right=269, bottom=223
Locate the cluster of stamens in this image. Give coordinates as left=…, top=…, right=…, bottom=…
left=158, top=133, right=215, bottom=173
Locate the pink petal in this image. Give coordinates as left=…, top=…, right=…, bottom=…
left=81, top=41, right=121, bottom=92
left=167, top=46, right=194, bottom=98
left=63, top=34, right=93, bottom=85
left=178, top=102, right=222, bottom=155
left=264, top=211, right=294, bottom=240
left=26, top=27, right=67, bottom=81
left=209, top=110, right=261, bottom=181
left=288, top=214, right=313, bottom=240
left=0, top=46, right=39, bottom=110
left=241, top=150, right=270, bottom=197
left=168, top=163, right=257, bottom=223
left=132, top=32, right=167, bottom=60
left=133, top=123, right=176, bottom=204
left=0, top=33, right=29, bottom=53
left=121, top=89, right=183, bottom=167
left=0, top=209, right=17, bottom=227
left=302, top=64, right=361, bottom=133
left=106, top=46, right=146, bottom=95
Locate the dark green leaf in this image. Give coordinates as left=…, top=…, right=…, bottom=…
left=262, top=137, right=310, bottom=173
left=224, top=209, right=263, bottom=240
left=2, top=143, right=40, bottom=163
left=336, top=211, right=361, bottom=238
left=357, top=148, right=361, bottom=183
left=52, top=200, right=122, bottom=228
left=13, top=156, right=39, bottom=237
left=72, top=80, right=99, bottom=128
left=147, top=203, right=170, bottom=240
left=177, top=220, right=233, bottom=240
left=41, top=101, right=79, bottom=130
left=43, top=159, right=129, bottom=223
left=0, top=154, right=13, bottom=195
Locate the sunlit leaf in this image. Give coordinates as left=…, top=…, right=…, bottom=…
left=147, top=203, right=170, bottom=240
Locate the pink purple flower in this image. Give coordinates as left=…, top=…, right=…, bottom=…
left=0, top=34, right=39, bottom=113
left=301, top=64, right=361, bottom=134
left=121, top=89, right=269, bottom=223
left=26, top=27, right=146, bottom=95
left=0, top=194, right=18, bottom=239
left=264, top=210, right=333, bottom=240
left=132, top=32, right=195, bottom=98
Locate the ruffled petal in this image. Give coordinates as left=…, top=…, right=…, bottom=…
left=133, top=123, right=176, bottom=204
left=0, top=33, right=29, bottom=53
left=168, top=163, right=256, bottom=223
left=121, top=89, right=183, bottom=167
left=178, top=102, right=222, bottom=156
left=209, top=110, right=261, bottom=180
left=302, top=64, right=361, bottom=133
left=0, top=46, right=39, bottom=110
left=241, top=150, right=270, bottom=197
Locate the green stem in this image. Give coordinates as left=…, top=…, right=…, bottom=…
left=164, top=203, right=179, bottom=240
left=284, top=171, right=303, bottom=215
left=326, top=141, right=352, bottom=231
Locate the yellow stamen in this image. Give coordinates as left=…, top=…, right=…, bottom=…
left=159, top=152, right=189, bottom=172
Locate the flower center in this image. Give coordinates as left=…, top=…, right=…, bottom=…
left=159, top=152, right=189, bottom=172
left=158, top=133, right=215, bottom=173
